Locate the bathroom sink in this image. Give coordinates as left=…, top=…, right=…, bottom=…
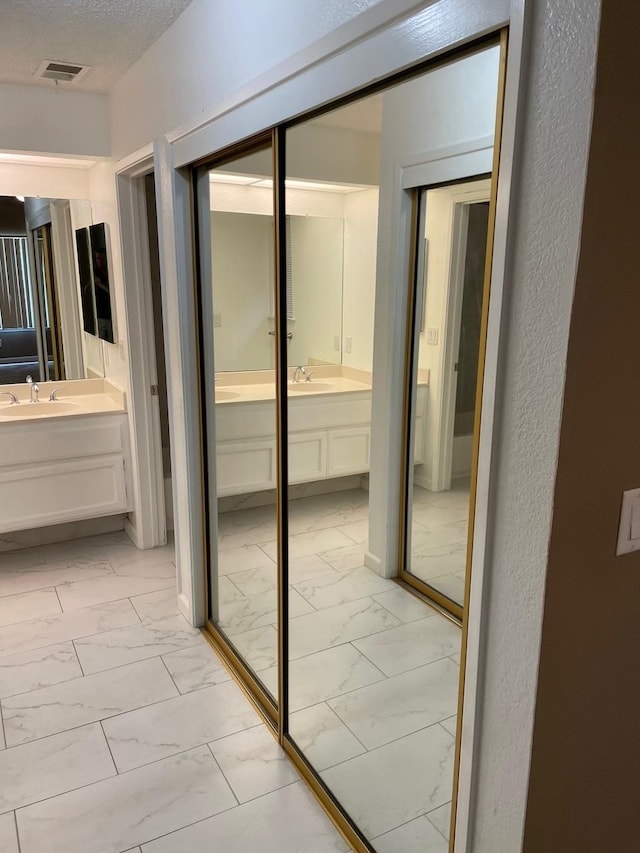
left=215, top=389, right=240, bottom=402
left=0, top=401, right=79, bottom=417
left=288, top=382, right=336, bottom=393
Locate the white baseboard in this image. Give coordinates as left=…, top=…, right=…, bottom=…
left=124, top=516, right=143, bottom=549
left=413, top=473, right=433, bottom=490
left=0, top=514, right=125, bottom=553
left=364, top=550, right=383, bottom=575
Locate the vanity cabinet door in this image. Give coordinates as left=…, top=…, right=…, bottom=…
left=0, top=455, right=127, bottom=533
left=216, top=439, right=276, bottom=496
left=289, top=431, right=327, bottom=484
left=327, top=425, right=371, bottom=477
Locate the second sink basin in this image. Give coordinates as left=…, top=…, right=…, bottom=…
left=1, top=401, right=79, bottom=417
left=215, top=389, right=240, bottom=402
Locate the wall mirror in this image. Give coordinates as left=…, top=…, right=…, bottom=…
left=0, top=194, right=107, bottom=383
left=209, top=149, right=376, bottom=374
left=76, top=223, right=115, bottom=344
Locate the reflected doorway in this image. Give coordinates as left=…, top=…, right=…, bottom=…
left=401, top=179, right=491, bottom=617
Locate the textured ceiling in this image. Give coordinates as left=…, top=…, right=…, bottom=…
left=0, top=0, right=194, bottom=94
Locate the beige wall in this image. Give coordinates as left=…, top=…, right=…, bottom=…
left=524, top=2, right=640, bottom=850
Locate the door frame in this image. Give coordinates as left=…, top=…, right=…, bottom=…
left=50, top=201, right=84, bottom=379
left=435, top=182, right=492, bottom=492
left=115, top=147, right=167, bottom=552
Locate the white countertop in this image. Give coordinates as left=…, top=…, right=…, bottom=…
left=0, top=379, right=126, bottom=423
left=215, top=375, right=372, bottom=404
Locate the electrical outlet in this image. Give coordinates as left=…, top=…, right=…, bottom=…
left=426, top=328, right=439, bottom=345
left=333, top=334, right=340, bottom=351
left=214, top=314, right=222, bottom=328
left=118, top=339, right=125, bottom=359
left=345, top=336, right=352, bottom=354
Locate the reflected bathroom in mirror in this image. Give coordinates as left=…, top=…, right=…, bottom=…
left=0, top=194, right=107, bottom=383
left=209, top=145, right=377, bottom=378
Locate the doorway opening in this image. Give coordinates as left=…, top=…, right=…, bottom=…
left=400, top=179, right=491, bottom=618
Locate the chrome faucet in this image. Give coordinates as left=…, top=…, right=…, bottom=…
left=293, top=366, right=306, bottom=383
left=49, top=389, right=60, bottom=401
left=305, top=371, right=314, bottom=382
left=25, top=375, right=39, bottom=403
left=0, top=391, right=19, bottom=405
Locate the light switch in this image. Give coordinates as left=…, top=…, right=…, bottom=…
left=616, top=488, right=640, bottom=555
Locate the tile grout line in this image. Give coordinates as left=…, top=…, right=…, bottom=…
left=98, top=718, right=121, bottom=775
left=71, top=639, right=86, bottom=677
left=10, top=742, right=230, bottom=821
left=205, top=742, right=241, bottom=807
left=158, top=653, right=183, bottom=696
left=0, top=659, right=190, bottom=751
left=424, top=801, right=451, bottom=842
left=12, top=809, right=22, bottom=853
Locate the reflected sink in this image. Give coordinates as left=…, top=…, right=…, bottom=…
left=288, top=382, right=336, bottom=393
left=215, top=389, right=240, bottom=402
left=0, top=401, right=80, bottom=417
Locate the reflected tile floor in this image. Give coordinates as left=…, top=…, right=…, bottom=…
left=0, top=484, right=464, bottom=851
left=216, top=486, right=463, bottom=846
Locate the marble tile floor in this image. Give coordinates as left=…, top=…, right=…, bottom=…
left=0, top=483, right=464, bottom=852
left=0, top=532, right=346, bottom=853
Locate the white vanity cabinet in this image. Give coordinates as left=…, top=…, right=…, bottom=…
left=214, top=385, right=427, bottom=496
left=0, top=413, right=131, bottom=533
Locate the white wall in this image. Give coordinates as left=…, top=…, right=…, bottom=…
left=288, top=216, right=343, bottom=366
left=109, top=0, right=382, bottom=160
left=211, top=211, right=273, bottom=372
left=469, top=2, right=601, bottom=848
left=86, top=161, right=129, bottom=390
left=0, top=83, right=109, bottom=157
left=0, top=162, right=90, bottom=200
left=342, top=188, right=379, bottom=372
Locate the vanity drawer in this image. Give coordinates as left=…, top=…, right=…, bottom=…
left=0, top=455, right=127, bottom=533
left=0, top=415, right=126, bottom=468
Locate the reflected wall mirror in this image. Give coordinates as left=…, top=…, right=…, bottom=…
left=0, top=194, right=110, bottom=384
left=194, top=33, right=506, bottom=853
left=76, top=223, right=115, bottom=344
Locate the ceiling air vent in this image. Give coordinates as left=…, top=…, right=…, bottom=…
left=34, top=60, right=90, bottom=84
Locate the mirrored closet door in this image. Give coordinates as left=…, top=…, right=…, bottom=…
left=194, top=31, right=506, bottom=853
left=196, top=138, right=281, bottom=716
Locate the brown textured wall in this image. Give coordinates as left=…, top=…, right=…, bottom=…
left=523, top=2, right=640, bottom=851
